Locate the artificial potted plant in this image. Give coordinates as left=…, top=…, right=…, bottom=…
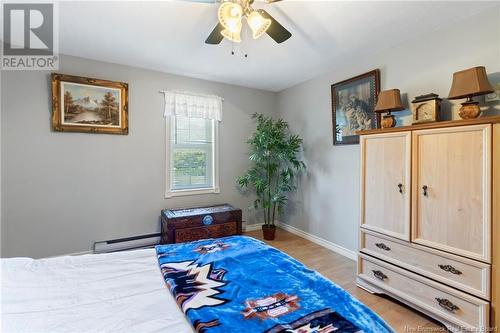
left=237, top=113, right=305, bottom=240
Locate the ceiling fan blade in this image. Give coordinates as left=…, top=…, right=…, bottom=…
left=205, top=23, right=224, bottom=44
left=258, top=9, right=291, bottom=44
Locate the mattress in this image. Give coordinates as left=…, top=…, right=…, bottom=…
left=1, top=249, right=193, bottom=333
left=2, top=241, right=391, bottom=333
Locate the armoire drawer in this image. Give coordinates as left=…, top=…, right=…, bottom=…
left=360, top=230, right=490, bottom=300
left=358, top=254, right=489, bottom=330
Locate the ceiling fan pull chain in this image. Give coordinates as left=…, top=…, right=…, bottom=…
left=243, top=39, right=248, bottom=58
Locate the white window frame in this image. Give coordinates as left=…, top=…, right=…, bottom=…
left=165, top=116, right=220, bottom=198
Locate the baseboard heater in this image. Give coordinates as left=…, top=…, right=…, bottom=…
left=93, top=233, right=161, bottom=254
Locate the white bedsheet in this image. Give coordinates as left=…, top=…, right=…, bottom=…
left=1, top=249, right=193, bottom=333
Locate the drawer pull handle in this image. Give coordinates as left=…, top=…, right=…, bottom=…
left=438, top=264, right=462, bottom=275
left=435, top=298, right=460, bottom=313
left=372, top=270, right=387, bottom=281
left=375, top=243, right=391, bottom=251
left=397, top=183, right=403, bottom=193
left=422, top=185, right=428, bottom=196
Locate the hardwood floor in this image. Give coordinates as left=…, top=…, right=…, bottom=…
left=245, top=227, right=445, bottom=332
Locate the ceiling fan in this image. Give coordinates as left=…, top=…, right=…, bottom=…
left=188, top=0, right=292, bottom=45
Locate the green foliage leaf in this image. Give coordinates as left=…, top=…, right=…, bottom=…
left=236, top=113, right=305, bottom=226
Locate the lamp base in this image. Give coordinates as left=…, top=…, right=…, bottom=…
left=380, top=114, right=396, bottom=128
left=458, top=101, right=481, bottom=119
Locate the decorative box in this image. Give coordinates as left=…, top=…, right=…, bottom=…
left=160, top=204, right=242, bottom=244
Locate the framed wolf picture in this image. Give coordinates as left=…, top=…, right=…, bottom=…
left=331, top=69, right=380, bottom=145
left=51, top=73, right=128, bottom=134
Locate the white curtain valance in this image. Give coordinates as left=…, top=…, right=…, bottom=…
left=162, top=90, right=223, bottom=121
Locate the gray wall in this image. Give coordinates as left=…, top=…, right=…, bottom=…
left=2, top=9, right=500, bottom=259
left=277, top=9, right=500, bottom=254
left=1, top=55, right=276, bottom=258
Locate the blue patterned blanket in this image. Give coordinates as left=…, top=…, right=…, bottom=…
left=156, top=235, right=393, bottom=333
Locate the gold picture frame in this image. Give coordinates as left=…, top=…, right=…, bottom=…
left=51, top=73, right=128, bottom=134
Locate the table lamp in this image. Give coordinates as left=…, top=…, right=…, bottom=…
left=374, top=89, right=405, bottom=128
left=448, top=66, right=494, bottom=119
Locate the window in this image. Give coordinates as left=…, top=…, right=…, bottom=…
left=162, top=90, right=222, bottom=198
left=166, top=115, right=219, bottom=197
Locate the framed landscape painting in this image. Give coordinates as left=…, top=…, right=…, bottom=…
left=51, top=73, right=128, bottom=134
left=331, top=69, right=380, bottom=145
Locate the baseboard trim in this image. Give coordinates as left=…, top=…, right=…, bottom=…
left=276, top=222, right=358, bottom=262
left=56, top=223, right=356, bottom=260
left=244, top=223, right=264, bottom=232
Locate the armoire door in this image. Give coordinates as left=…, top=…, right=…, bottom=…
left=412, top=124, right=491, bottom=263
left=360, top=131, right=411, bottom=240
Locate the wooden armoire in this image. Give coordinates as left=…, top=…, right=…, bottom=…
left=356, top=116, right=500, bottom=331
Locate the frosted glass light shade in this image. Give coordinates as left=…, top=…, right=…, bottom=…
left=221, top=27, right=242, bottom=43
left=247, top=10, right=271, bottom=39
left=218, top=2, right=243, bottom=33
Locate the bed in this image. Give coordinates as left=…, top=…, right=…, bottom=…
left=1, top=235, right=393, bottom=333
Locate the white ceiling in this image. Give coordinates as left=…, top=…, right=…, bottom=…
left=59, top=1, right=498, bottom=92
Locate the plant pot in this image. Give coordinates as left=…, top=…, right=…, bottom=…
left=262, top=225, right=276, bottom=240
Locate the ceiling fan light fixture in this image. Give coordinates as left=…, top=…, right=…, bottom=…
left=209, top=0, right=290, bottom=44
left=221, top=27, right=242, bottom=43
left=218, top=2, right=243, bottom=33
left=246, top=10, right=271, bottom=39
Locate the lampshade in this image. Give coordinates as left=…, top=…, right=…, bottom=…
left=221, top=27, right=242, bottom=43
left=247, top=10, right=271, bottom=39
left=448, top=66, right=494, bottom=100
left=218, top=2, right=243, bottom=33
left=374, top=89, right=405, bottom=112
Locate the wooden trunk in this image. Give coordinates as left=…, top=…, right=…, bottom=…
left=160, top=204, right=242, bottom=244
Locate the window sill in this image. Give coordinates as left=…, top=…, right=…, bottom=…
left=165, top=187, right=220, bottom=199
